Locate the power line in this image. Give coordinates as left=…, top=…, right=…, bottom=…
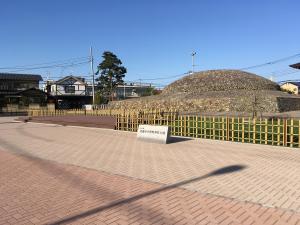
left=277, top=79, right=300, bottom=84
left=131, top=53, right=300, bottom=83
left=5, top=52, right=300, bottom=87
left=271, top=69, right=300, bottom=77
left=240, top=53, right=300, bottom=70
left=6, top=61, right=90, bottom=73
left=0, top=56, right=89, bottom=70
left=133, top=72, right=189, bottom=81
left=132, top=53, right=300, bottom=83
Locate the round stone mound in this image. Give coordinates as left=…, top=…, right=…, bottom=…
left=110, top=69, right=300, bottom=113
left=162, top=69, right=280, bottom=95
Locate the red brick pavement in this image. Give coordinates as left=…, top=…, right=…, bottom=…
left=1, top=150, right=300, bottom=225
left=2, top=120, right=300, bottom=213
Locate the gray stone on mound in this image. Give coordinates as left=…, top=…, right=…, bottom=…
left=162, top=70, right=280, bottom=95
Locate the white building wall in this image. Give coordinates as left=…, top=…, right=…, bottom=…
left=281, top=83, right=299, bottom=94
left=50, top=81, right=87, bottom=95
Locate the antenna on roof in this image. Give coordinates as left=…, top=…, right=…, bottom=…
left=191, top=51, right=196, bottom=73
left=46, top=71, right=50, bottom=81
left=270, top=72, right=274, bottom=81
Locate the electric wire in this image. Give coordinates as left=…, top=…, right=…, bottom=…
left=0, top=56, right=90, bottom=70
left=2, top=52, right=300, bottom=86
left=239, top=53, right=300, bottom=70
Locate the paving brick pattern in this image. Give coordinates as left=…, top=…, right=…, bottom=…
left=0, top=117, right=300, bottom=224
left=1, top=150, right=300, bottom=225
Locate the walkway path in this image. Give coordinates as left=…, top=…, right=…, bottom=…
left=0, top=117, right=300, bottom=224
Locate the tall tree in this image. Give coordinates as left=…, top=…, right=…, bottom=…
left=95, top=51, right=127, bottom=101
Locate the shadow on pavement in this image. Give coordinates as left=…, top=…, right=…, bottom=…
left=168, top=136, right=193, bottom=144
left=0, top=130, right=246, bottom=225
left=17, top=124, right=54, bottom=142
left=49, top=165, right=246, bottom=225
left=0, top=135, right=189, bottom=225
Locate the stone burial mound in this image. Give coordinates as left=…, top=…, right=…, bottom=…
left=109, top=70, right=300, bottom=113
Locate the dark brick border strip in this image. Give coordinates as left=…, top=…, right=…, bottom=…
left=17, top=115, right=116, bottom=129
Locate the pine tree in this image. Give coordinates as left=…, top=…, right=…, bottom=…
left=96, top=51, right=127, bottom=101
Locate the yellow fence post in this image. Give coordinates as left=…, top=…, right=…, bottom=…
left=204, top=116, right=207, bottom=138
left=196, top=116, right=198, bottom=138
left=231, top=118, right=234, bottom=142
left=226, top=117, right=229, bottom=141
left=290, top=119, right=294, bottom=147
left=242, top=118, right=245, bottom=143
left=265, top=118, right=268, bottom=145
left=212, top=117, right=215, bottom=140
left=283, top=119, right=287, bottom=147
left=253, top=118, right=256, bottom=144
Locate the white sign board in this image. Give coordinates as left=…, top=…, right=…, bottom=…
left=137, top=125, right=170, bottom=144
left=83, top=104, right=93, bottom=110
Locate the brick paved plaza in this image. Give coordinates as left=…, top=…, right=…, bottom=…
left=1, top=117, right=300, bottom=224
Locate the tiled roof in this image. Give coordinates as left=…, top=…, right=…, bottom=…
left=288, top=82, right=300, bottom=87
left=0, top=88, right=47, bottom=96
left=55, top=75, right=85, bottom=84
left=290, top=63, right=300, bottom=69
left=0, top=73, right=43, bottom=81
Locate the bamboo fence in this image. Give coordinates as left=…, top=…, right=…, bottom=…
left=116, top=113, right=300, bottom=148
left=27, top=109, right=174, bottom=117
left=27, top=109, right=300, bottom=148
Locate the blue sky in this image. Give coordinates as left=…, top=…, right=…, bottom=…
left=1, top=0, right=300, bottom=87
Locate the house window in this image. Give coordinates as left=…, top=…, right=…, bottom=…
left=0, top=83, right=8, bottom=90
left=65, top=86, right=75, bottom=93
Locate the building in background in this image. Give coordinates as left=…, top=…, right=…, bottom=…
left=290, top=62, right=300, bottom=70
left=0, top=73, right=46, bottom=108
left=46, top=75, right=93, bottom=109
left=280, top=63, right=300, bottom=94
left=45, top=76, right=158, bottom=108
left=115, top=82, right=155, bottom=100
left=280, top=82, right=300, bottom=94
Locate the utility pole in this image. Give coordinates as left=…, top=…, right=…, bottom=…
left=90, top=47, right=95, bottom=106
left=45, top=71, right=50, bottom=92
left=139, top=78, right=142, bottom=98
left=191, top=51, right=196, bottom=73
left=123, top=82, right=126, bottom=99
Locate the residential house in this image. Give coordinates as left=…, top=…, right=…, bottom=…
left=280, top=82, right=300, bottom=94
left=46, top=75, right=93, bottom=109
left=279, top=63, right=300, bottom=94
left=0, top=73, right=46, bottom=108
left=115, top=83, right=154, bottom=100
left=290, top=62, right=300, bottom=70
